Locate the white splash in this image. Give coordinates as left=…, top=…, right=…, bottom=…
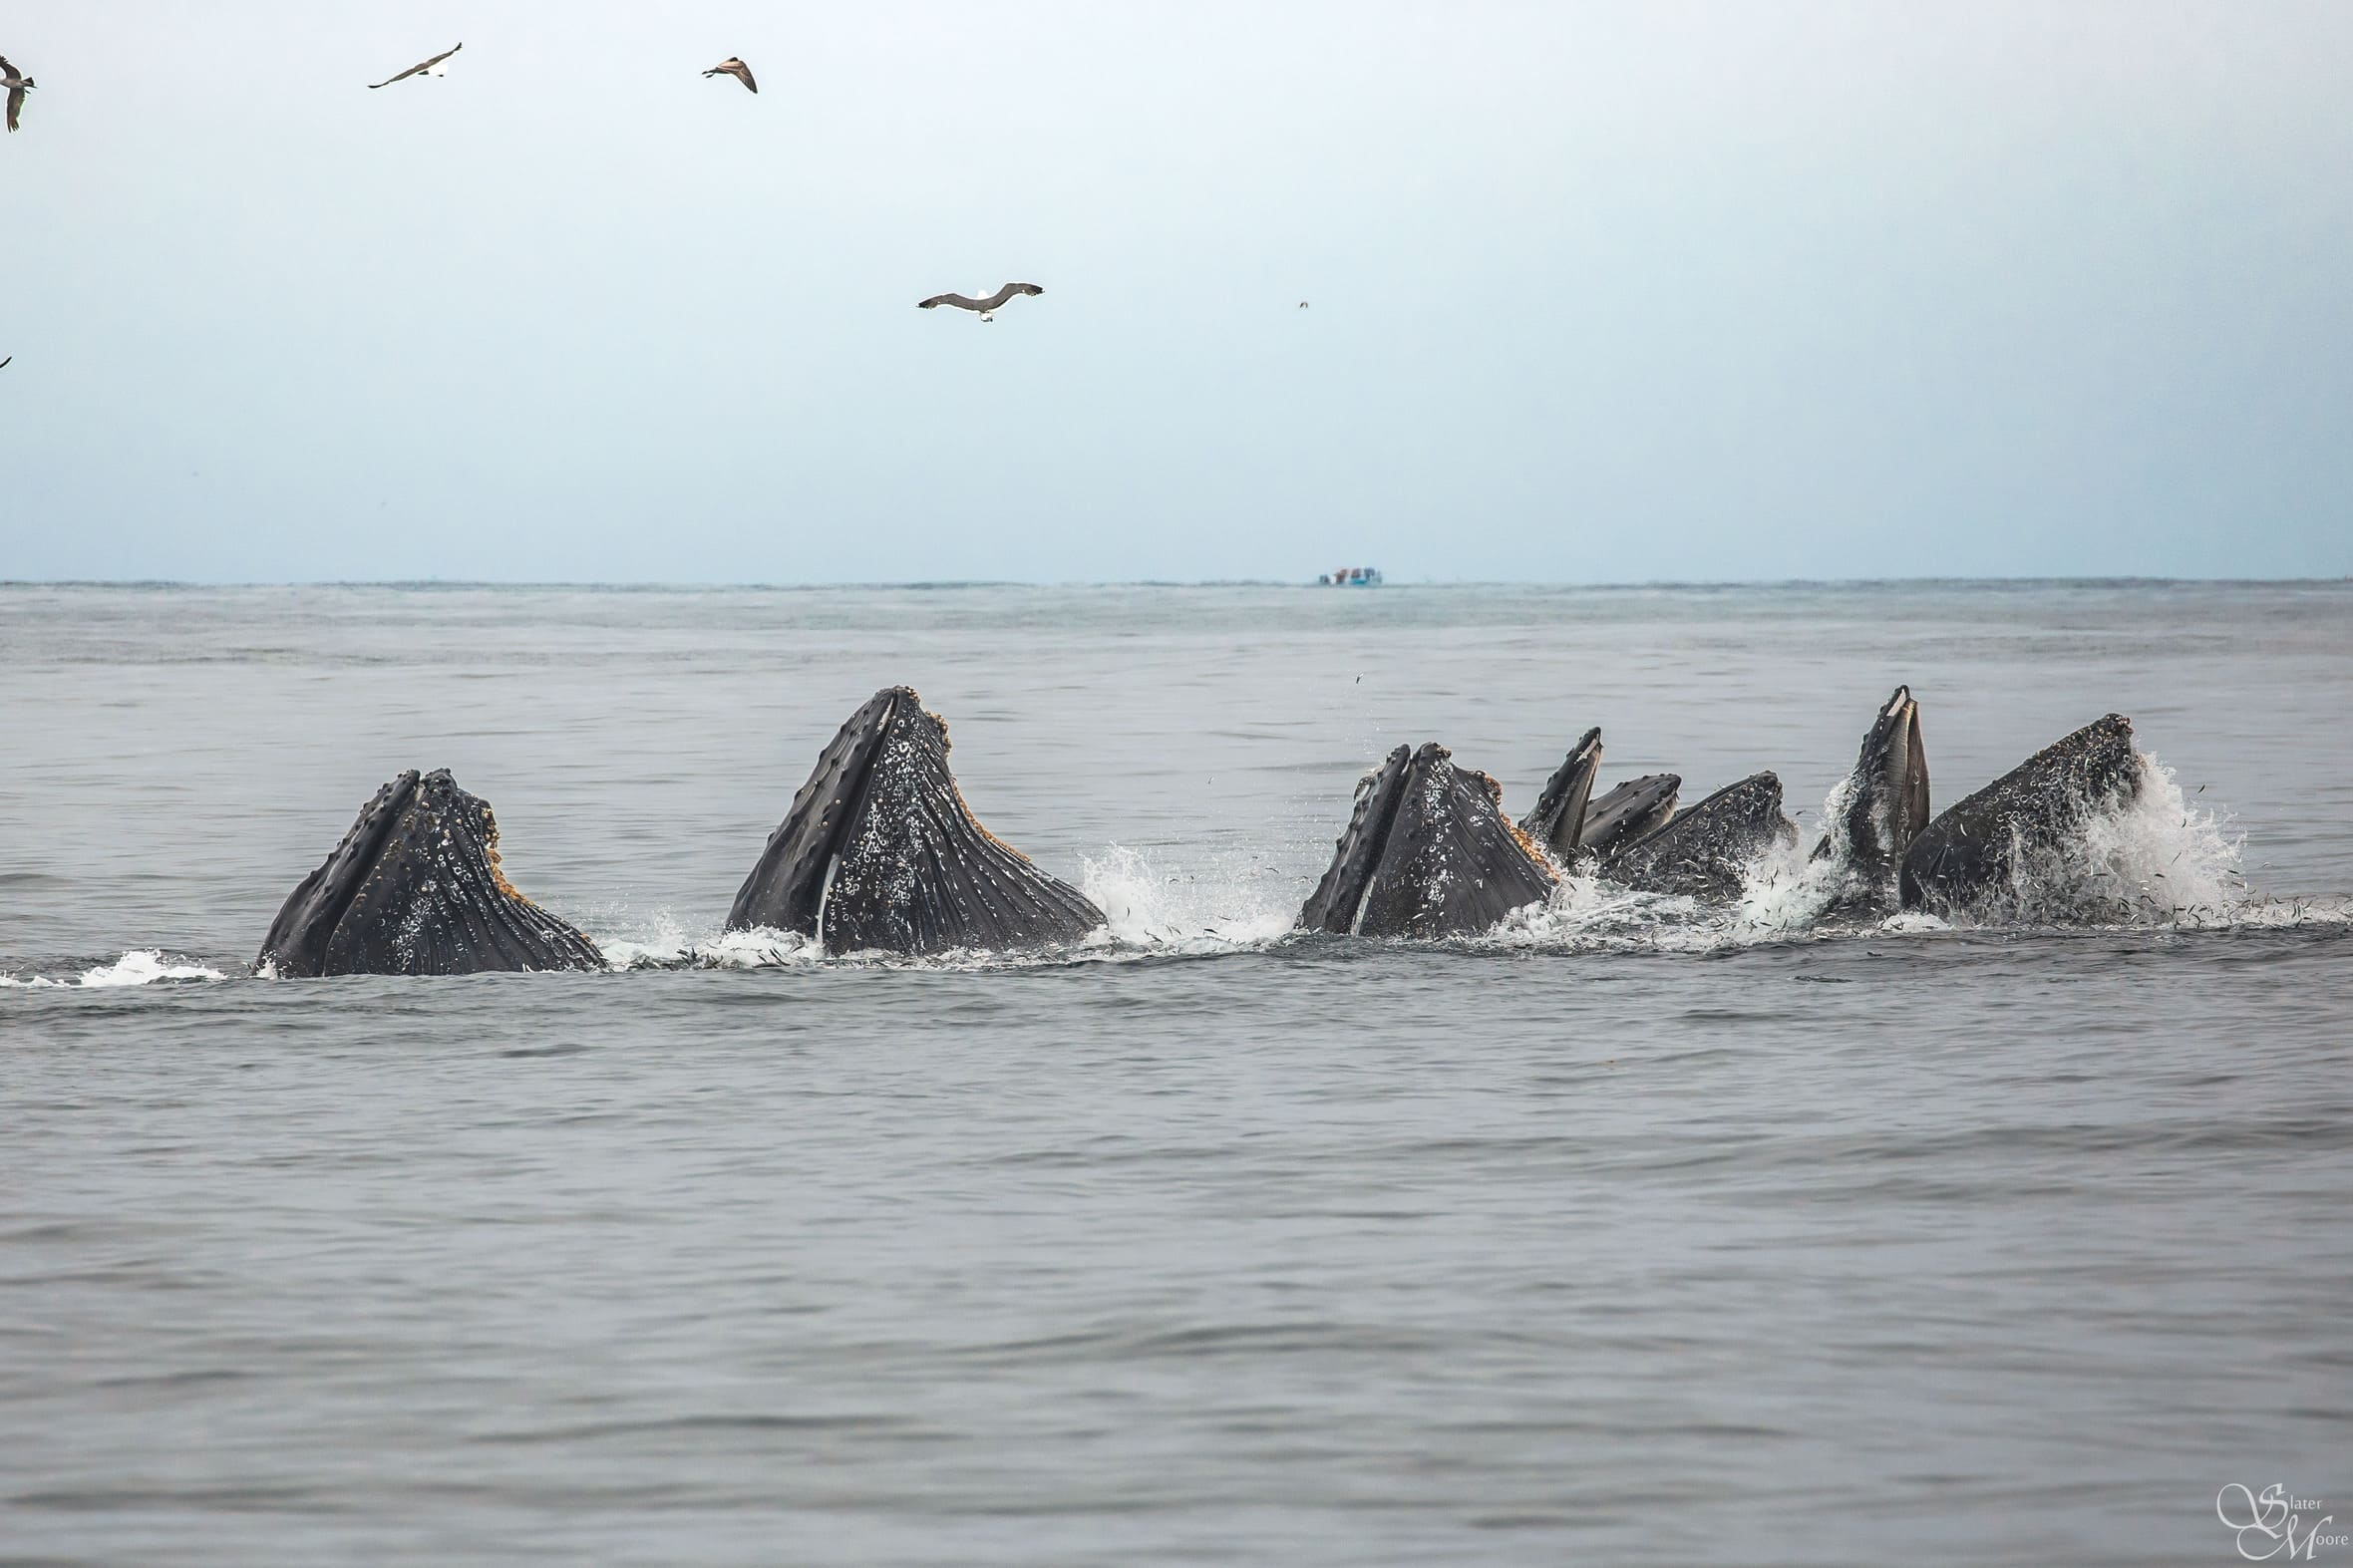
left=1731, top=832, right=1846, bottom=935
left=86, top=950, right=226, bottom=986
left=2060, top=752, right=2248, bottom=924
left=1485, top=870, right=1736, bottom=954
left=589, top=908, right=696, bottom=970
left=1, top=950, right=227, bottom=989
left=1079, top=844, right=1295, bottom=952
left=585, top=912, right=826, bottom=970
left=691, top=925, right=827, bottom=969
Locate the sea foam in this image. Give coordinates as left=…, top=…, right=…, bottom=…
left=1, top=950, right=228, bottom=989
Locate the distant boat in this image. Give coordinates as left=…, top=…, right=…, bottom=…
left=1316, top=566, right=1383, bottom=587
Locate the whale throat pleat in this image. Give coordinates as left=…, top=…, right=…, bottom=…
left=1298, top=746, right=1411, bottom=935
left=1357, top=746, right=1558, bottom=938
left=1300, top=743, right=1556, bottom=939
left=728, top=687, right=1105, bottom=956
left=257, top=771, right=603, bottom=978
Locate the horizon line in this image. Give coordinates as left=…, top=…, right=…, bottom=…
left=1, top=573, right=2349, bottom=593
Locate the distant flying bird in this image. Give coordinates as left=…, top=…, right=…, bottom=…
left=0, top=356, right=11, bottom=370
left=1298, top=301, right=1309, bottom=309
left=369, top=43, right=462, bottom=90
left=703, top=58, right=758, bottom=94
left=2, top=56, right=34, bottom=133
left=917, top=283, right=1043, bottom=323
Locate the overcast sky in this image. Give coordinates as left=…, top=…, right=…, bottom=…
left=1, top=1, right=2347, bottom=583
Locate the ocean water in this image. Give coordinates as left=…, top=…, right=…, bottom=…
left=2, top=581, right=2348, bottom=1566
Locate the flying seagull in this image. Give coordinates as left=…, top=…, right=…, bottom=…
left=1298, top=301, right=1309, bottom=309
left=369, top=43, right=462, bottom=90
left=0, top=357, right=11, bottom=370
left=917, top=283, right=1043, bottom=323
left=703, top=58, right=758, bottom=94
left=2, top=56, right=34, bottom=133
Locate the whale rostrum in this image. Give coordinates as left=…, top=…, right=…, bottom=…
left=727, top=686, right=1107, bottom=955
left=256, top=770, right=603, bottom=978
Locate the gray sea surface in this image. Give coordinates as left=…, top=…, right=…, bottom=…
left=2, top=581, right=2349, bottom=1566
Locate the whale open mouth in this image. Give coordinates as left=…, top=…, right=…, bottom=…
left=1811, top=685, right=1934, bottom=904
left=1519, top=727, right=1603, bottom=862
left=1855, top=684, right=1931, bottom=865
left=256, top=770, right=603, bottom=978
left=1580, top=773, right=1682, bottom=862
left=1900, top=712, right=2143, bottom=915
left=727, top=687, right=1105, bottom=956
left=1299, top=743, right=1558, bottom=938
left=1607, top=770, right=1798, bottom=898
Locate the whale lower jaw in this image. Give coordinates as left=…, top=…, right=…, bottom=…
left=1900, top=714, right=2142, bottom=915
left=256, top=770, right=603, bottom=978
left=1580, top=774, right=1681, bottom=862
left=727, top=686, right=1106, bottom=956
left=1609, top=771, right=1799, bottom=899
left=1300, top=742, right=1558, bottom=939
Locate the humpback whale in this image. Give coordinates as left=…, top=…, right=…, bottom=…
left=728, top=687, right=1106, bottom=955
left=1609, top=772, right=1798, bottom=898
left=1900, top=714, right=2143, bottom=915
left=1813, top=685, right=1932, bottom=905
left=1300, top=743, right=1558, bottom=938
left=1519, top=728, right=1602, bottom=863
left=1517, top=729, right=1685, bottom=870
left=257, top=770, right=604, bottom=977
left=1580, top=774, right=1681, bottom=861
